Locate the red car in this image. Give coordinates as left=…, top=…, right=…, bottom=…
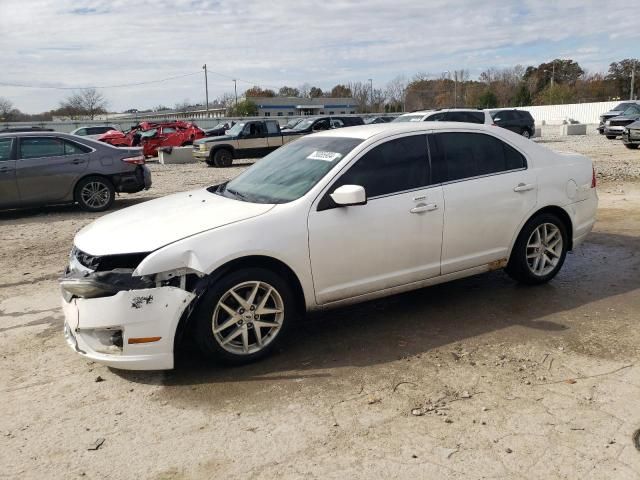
left=98, top=121, right=205, bottom=157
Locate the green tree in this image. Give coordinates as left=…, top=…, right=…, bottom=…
left=512, top=84, right=532, bottom=106
left=278, top=86, right=300, bottom=97
left=309, top=87, right=323, bottom=98
left=607, top=58, right=640, bottom=99
left=229, top=99, right=258, bottom=116
left=330, top=84, right=352, bottom=97
left=478, top=90, right=498, bottom=108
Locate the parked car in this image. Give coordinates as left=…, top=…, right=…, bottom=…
left=392, top=109, right=493, bottom=125
left=288, top=116, right=365, bottom=133
left=622, top=120, right=640, bottom=149
left=193, top=120, right=298, bottom=167
left=364, top=116, right=394, bottom=124
left=489, top=109, right=535, bottom=138
left=598, top=101, right=640, bottom=134
left=0, top=132, right=151, bottom=212
left=70, top=126, right=120, bottom=140
left=0, top=126, right=54, bottom=133
left=60, top=122, right=597, bottom=370
left=603, top=104, right=640, bottom=139
left=204, top=121, right=234, bottom=137
left=98, top=121, right=205, bottom=157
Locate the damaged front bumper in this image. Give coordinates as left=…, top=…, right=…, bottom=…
left=62, top=286, right=195, bottom=370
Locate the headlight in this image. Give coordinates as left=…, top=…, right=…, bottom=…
left=624, top=128, right=629, bottom=134
left=60, top=270, right=154, bottom=300
left=200, top=144, right=206, bottom=151
left=605, top=120, right=611, bottom=126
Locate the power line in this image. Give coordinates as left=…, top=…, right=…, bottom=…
left=0, top=71, right=203, bottom=90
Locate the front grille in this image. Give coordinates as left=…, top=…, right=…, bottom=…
left=72, top=247, right=149, bottom=271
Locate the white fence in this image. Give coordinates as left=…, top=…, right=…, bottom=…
left=517, top=101, right=620, bottom=125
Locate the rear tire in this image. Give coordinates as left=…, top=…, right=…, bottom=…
left=213, top=149, right=233, bottom=168
left=75, top=176, right=115, bottom=212
left=193, top=268, right=296, bottom=365
left=521, top=128, right=531, bottom=139
left=506, top=213, right=568, bottom=285
left=606, top=135, right=616, bottom=140
left=624, top=143, right=639, bottom=150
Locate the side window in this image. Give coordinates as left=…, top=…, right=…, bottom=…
left=428, top=112, right=446, bottom=121
left=0, top=138, right=13, bottom=161
left=331, top=119, right=345, bottom=128
left=63, top=140, right=92, bottom=155
left=429, top=132, right=526, bottom=183
left=74, top=128, right=87, bottom=136
left=332, top=135, right=429, bottom=198
left=162, top=127, right=177, bottom=134
left=19, top=137, right=65, bottom=159
left=266, top=121, right=279, bottom=134
left=312, top=119, right=330, bottom=131
left=443, top=112, right=464, bottom=122
left=465, top=112, right=485, bottom=123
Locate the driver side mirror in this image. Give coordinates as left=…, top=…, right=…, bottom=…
left=494, top=117, right=501, bottom=122
left=330, top=185, right=367, bottom=207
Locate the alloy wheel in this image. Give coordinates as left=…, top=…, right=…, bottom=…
left=526, top=223, right=563, bottom=276
left=80, top=181, right=111, bottom=209
left=212, top=281, right=284, bottom=355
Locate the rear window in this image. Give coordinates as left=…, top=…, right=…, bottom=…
left=392, top=114, right=426, bottom=123
left=20, top=137, right=65, bottom=159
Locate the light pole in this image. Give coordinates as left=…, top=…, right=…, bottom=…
left=443, top=70, right=457, bottom=108
left=631, top=61, right=637, bottom=100
left=202, top=64, right=209, bottom=117
left=233, top=79, right=238, bottom=112
left=368, top=78, right=373, bottom=113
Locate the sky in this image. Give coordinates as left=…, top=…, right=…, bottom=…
left=0, top=0, right=638, bottom=113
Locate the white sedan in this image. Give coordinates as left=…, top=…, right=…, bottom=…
left=60, top=122, right=598, bottom=370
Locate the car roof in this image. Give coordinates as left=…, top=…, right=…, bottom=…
left=311, top=121, right=497, bottom=140
left=0, top=131, right=71, bottom=138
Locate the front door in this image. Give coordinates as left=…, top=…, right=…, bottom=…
left=428, top=131, right=537, bottom=274
left=16, top=136, right=90, bottom=205
left=0, top=137, right=20, bottom=208
left=308, top=134, right=443, bottom=304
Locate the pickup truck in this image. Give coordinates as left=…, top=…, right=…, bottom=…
left=193, top=120, right=298, bottom=167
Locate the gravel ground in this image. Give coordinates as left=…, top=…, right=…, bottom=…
left=1, top=134, right=640, bottom=479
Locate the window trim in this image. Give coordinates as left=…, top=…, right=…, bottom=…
left=426, top=130, right=529, bottom=187
left=17, top=135, right=95, bottom=160
left=314, top=131, right=432, bottom=211
left=0, top=137, right=15, bottom=161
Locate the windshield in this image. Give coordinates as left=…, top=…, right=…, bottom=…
left=213, top=136, right=363, bottom=204
left=392, top=114, right=425, bottom=122
left=225, top=122, right=245, bottom=136
left=622, top=105, right=640, bottom=115
left=614, top=103, right=634, bottom=112
left=292, top=119, right=316, bottom=131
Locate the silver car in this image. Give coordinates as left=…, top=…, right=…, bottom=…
left=0, top=132, right=151, bottom=212
left=70, top=125, right=120, bottom=140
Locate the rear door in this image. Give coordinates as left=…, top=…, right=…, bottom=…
left=429, top=130, right=537, bottom=274
left=0, top=137, right=20, bottom=208
left=16, top=136, right=90, bottom=205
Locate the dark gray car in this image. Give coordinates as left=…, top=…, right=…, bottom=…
left=0, top=132, right=151, bottom=212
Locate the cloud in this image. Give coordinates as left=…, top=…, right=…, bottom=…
left=0, top=0, right=637, bottom=112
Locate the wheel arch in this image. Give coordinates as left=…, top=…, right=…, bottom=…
left=209, top=144, right=235, bottom=158
left=509, top=205, right=574, bottom=260
left=174, top=254, right=306, bottom=349
left=72, top=173, right=114, bottom=201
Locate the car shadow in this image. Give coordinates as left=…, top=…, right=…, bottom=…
left=113, top=231, right=639, bottom=391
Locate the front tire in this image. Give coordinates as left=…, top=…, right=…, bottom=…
left=193, top=268, right=296, bottom=365
left=521, top=128, right=531, bottom=139
left=212, top=149, right=233, bottom=167
left=75, top=176, right=115, bottom=212
left=506, top=213, right=568, bottom=285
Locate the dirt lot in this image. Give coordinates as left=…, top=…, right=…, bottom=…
left=1, top=133, right=639, bottom=479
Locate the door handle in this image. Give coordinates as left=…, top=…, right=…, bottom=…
left=0, top=167, right=10, bottom=173
left=513, top=183, right=535, bottom=192
left=71, top=159, right=86, bottom=165
left=410, top=203, right=438, bottom=213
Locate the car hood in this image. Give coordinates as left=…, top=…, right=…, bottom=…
left=74, top=188, right=275, bottom=256
left=610, top=114, right=640, bottom=121
left=195, top=135, right=233, bottom=145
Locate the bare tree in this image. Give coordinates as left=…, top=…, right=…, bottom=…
left=60, top=88, right=108, bottom=119
left=0, top=97, right=14, bottom=121
left=384, top=76, right=407, bottom=112
left=174, top=99, right=191, bottom=113
left=347, top=81, right=371, bottom=113
left=298, top=83, right=311, bottom=98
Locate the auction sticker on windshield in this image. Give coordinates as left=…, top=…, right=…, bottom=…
left=307, top=151, right=342, bottom=162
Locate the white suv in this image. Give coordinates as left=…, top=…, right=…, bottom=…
left=393, top=109, right=493, bottom=125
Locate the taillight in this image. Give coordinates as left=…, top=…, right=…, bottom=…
left=122, top=155, right=145, bottom=165
left=591, top=166, right=596, bottom=188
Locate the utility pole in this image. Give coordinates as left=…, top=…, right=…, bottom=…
left=368, top=78, right=373, bottom=113
left=551, top=61, right=555, bottom=88
left=631, top=61, right=636, bottom=100
left=233, top=79, right=238, bottom=112
left=202, top=64, right=209, bottom=117
left=454, top=71, right=457, bottom=108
